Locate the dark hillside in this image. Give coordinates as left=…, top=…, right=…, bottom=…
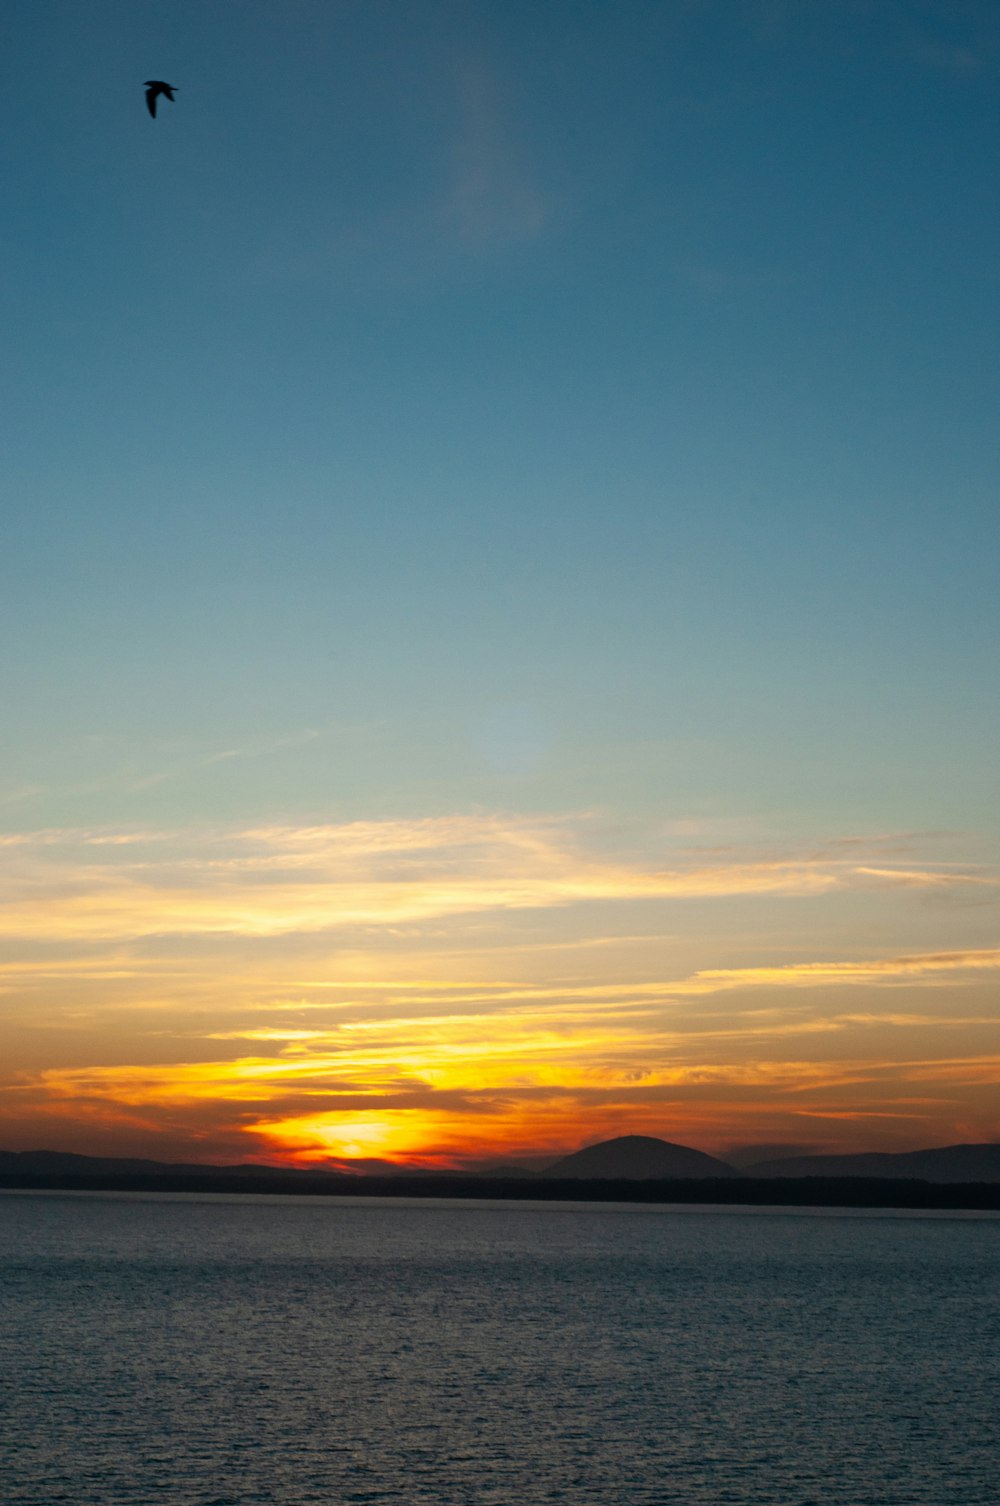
left=542, top=1135, right=739, bottom=1180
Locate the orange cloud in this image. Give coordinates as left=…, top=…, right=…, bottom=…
left=2, top=817, right=998, bottom=1163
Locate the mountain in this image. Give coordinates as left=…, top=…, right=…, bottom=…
left=5, top=1140, right=999, bottom=1189
left=743, top=1143, right=1000, bottom=1183
left=0, top=1149, right=339, bottom=1181
left=542, top=1135, right=740, bottom=1180
left=0, top=1148, right=279, bottom=1175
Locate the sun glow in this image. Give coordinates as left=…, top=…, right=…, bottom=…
left=2, top=818, right=999, bottom=1163
left=251, top=1111, right=471, bottom=1166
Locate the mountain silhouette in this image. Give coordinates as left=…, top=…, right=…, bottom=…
left=743, top=1143, right=1000, bottom=1183
left=542, top=1135, right=739, bottom=1180
left=4, top=1139, right=1000, bottom=1188
left=0, top=1148, right=283, bottom=1177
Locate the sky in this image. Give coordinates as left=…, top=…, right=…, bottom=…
left=1, top=0, right=998, bottom=1170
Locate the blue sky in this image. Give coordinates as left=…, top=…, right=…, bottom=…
left=1, top=1, right=998, bottom=1163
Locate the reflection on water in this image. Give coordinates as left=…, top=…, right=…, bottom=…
left=2, top=1192, right=998, bottom=1505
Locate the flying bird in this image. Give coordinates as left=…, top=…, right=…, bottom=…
left=144, top=81, right=177, bottom=118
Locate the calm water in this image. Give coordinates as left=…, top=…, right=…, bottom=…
left=1, top=1193, right=997, bottom=1505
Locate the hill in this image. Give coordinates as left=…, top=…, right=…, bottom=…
left=4, top=1140, right=1000, bottom=1196
left=542, top=1135, right=739, bottom=1180
left=0, top=1148, right=290, bottom=1178
left=743, top=1143, right=1000, bottom=1183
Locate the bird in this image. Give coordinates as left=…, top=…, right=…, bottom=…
left=144, top=81, right=177, bottom=118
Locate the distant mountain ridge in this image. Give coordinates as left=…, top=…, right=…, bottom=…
left=0, top=1148, right=303, bottom=1178
left=2, top=1137, right=999, bottom=1184
left=742, top=1143, right=1000, bottom=1183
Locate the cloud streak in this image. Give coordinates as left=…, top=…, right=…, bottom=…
left=2, top=815, right=994, bottom=946
left=2, top=815, right=998, bottom=1164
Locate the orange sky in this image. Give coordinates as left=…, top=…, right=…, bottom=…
left=2, top=814, right=997, bottom=1167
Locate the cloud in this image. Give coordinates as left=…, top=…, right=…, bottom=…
left=2, top=815, right=997, bottom=1163
left=440, top=59, right=551, bottom=249
left=5, top=814, right=992, bottom=950
left=683, top=947, right=1000, bottom=991
left=13, top=941, right=999, bottom=1114
left=0, top=785, right=45, bottom=808
left=0, top=828, right=165, bottom=849
left=853, top=866, right=998, bottom=892
left=127, top=729, right=322, bottom=792
left=249, top=52, right=554, bottom=288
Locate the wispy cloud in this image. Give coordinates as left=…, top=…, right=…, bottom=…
left=440, top=58, right=552, bottom=249
left=2, top=815, right=997, bottom=1162
left=853, top=865, right=998, bottom=891
left=128, top=729, right=322, bottom=792
left=682, top=948, right=1000, bottom=991
left=0, top=828, right=165, bottom=849
left=0, top=785, right=45, bottom=808
left=3, top=815, right=993, bottom=947
left=250, top=50, right=555, bottom=288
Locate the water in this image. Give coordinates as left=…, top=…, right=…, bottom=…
left=1, top=1193, right=997, bottom=1505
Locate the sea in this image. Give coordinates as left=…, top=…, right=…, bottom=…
left=1, top=1192, right=997, bottom=1506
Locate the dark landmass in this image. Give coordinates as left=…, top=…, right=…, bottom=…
left=0, top=1149, right=288, bottom=1179
left=542, top=1134, right=740, bottom=1180
left=8, top=1136, right=999, bottom=1186
left=1, top=1146, right=998, bottom=1209
left=479, top=1163, right=542, bottom=1178
left=480, top=1136, right=1000, bottom=1185
left=742, top=1142, right=1000, bottom=1183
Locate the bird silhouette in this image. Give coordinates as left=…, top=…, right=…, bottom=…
left=144, top=81, right=177, bottom=118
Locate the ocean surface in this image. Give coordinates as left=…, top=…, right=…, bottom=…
left=1, top=1192, right=997, bottom=1506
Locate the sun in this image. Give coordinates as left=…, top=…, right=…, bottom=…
left=252, top=1110, right=449, bottom=1166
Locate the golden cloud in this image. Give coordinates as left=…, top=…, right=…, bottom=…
left=2, top=816, right=998, bottom=1163
left=2, top=815, right=993, bottom=948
